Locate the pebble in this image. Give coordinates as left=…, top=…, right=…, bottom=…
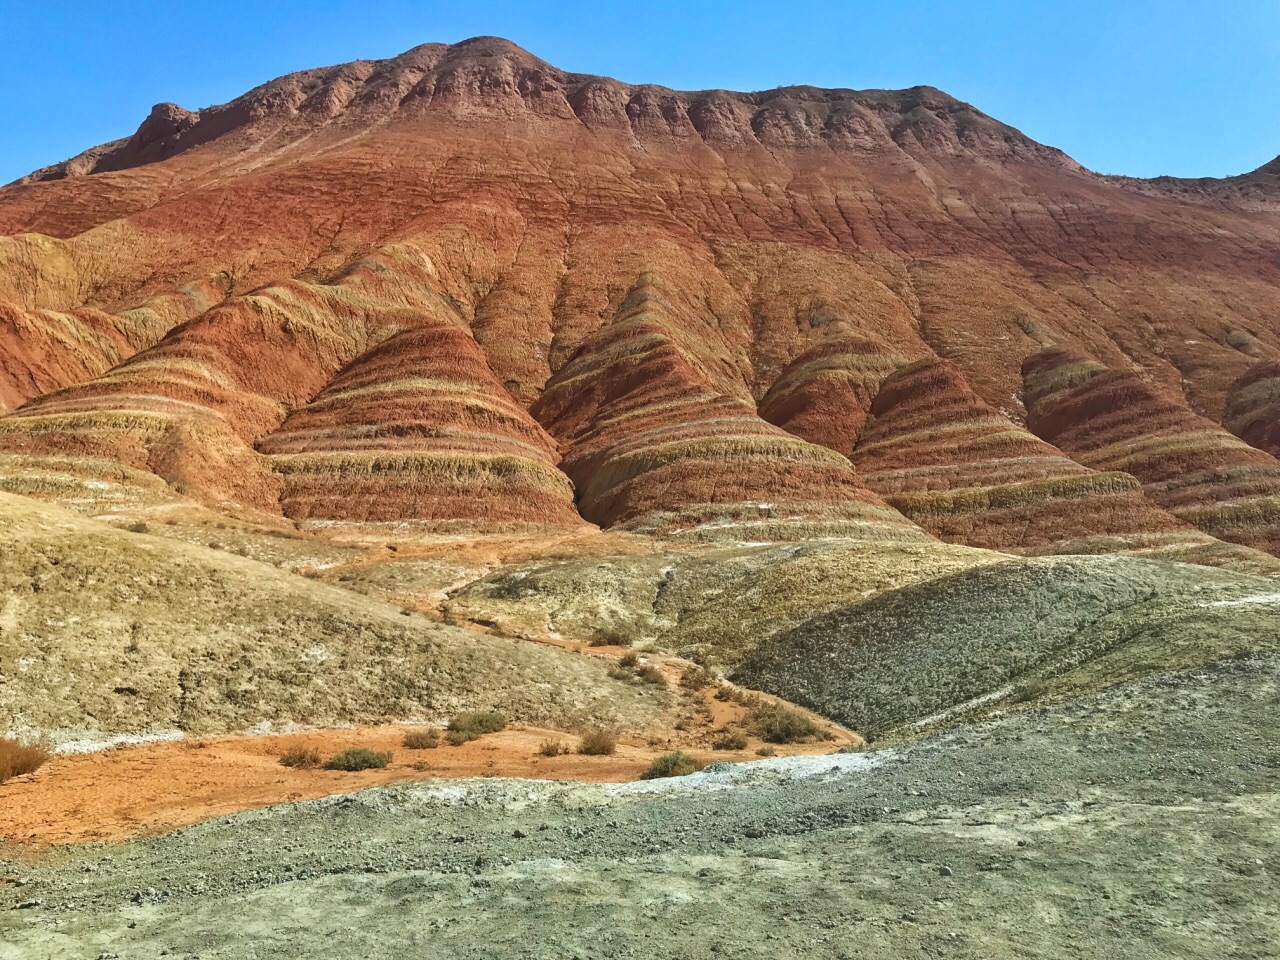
left=939, top=865, right=953, bottom=877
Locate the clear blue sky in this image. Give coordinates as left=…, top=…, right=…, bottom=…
left=2, top=0, right=1277, bottom=184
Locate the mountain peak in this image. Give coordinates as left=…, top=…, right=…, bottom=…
left=12, top=37, right=1079, bottom=186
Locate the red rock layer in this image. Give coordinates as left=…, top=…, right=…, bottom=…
left=258, top=324, right=582, bottom=527
left=0, top=245, right=453, bottom=511
left=0, top=236, right=234, bottom=415
left=531, top=276, right=925, bottom=540
left=757, top=333, right=906, bottom=456
left=850, top=358, right=1193, bottom=550
left=1023, top=348, right=1280, bottom=556
left=1225, top=360, right=1280, bottom=458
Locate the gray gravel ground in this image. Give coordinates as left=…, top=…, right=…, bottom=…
left=3, top=652, right=1277, bottom=959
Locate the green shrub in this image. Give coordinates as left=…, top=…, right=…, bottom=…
left=448, top=711, right=507, bottom=736
left=713, top=726, right=749, bottom=751
left=279, top=746, right=322, bottom=769
left=324, top=747, right=391, bottom=771
left=402, top=728, right=440, bottom=750
left=640, top=751, right=706, bottom=780
left=578, top=728, right=617, bottom=756
left=445, top=710, right=507, bottom=746
left=749, top=703, right=822, bottom=744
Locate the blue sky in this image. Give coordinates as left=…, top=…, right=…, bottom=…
left=2, top=0, right=1277, bottom=184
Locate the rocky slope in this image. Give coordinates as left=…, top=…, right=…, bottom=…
left=530, top=276, right=923, bottom=538
left=259, top=322, right=582, bottom=528
left=735, top=554, right=1280, bottom=739
left=1227, top=358, right=1280, bottom=457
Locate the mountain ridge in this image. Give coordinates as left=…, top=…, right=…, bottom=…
left=13, top=36, right=1084, bottom=187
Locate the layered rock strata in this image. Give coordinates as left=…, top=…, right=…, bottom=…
left=1024, top=349, right=1280, bottom=556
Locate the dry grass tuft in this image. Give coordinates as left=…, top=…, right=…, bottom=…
left=279, top=746, right=322, bottom=769
left=0, top=737, right=50, bottom=783
left=713, top=726, right=749, bottom=751
left=749, top=703, right=824, bottom=744
left=578, top=728, right=617, bottom=756
left=680, top=665, right=716, bottom=690
left=537, top=739, right=569, bottom=757
left=635, top=664, right=666, bottom=686
left=589, top=624, right=640, bottom=647
left=402, top=728, right=440, bottom=750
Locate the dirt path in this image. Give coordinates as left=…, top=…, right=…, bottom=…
left=0, top=723, right=847, bottom=847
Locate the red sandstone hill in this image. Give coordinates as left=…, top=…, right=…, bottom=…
left=1, top=37, right=1278, bottom=556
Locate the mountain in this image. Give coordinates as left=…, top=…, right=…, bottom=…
left=0, top=36, right=1277, bottom=564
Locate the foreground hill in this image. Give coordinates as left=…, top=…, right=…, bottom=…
left=735, top=554, right=1280, bottom=739
left=0, top=492, right=664, bottom=742
left=0, top=37, right=1276, bottom=560
left=5, top=644, right=1277, bottom=958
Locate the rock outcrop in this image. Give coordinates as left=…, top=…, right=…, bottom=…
left=758, top=334, right=907, bottom=456
left=1226, top=359, right=1280, bottom=457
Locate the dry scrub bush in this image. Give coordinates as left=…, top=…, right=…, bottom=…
left=713, top=726, right=749, bottom=751
left=324, top=747, right=391, bottom=771
left=0, top=738, right=50, bottom=783
left=447, top=710, right=507, bottom=745
left=618, top=652, right=640, bottom=668
left=538, top=739, right=569, bottom=757
left=635, top=664, right=666, bottom=687
left=403, top=729, right=440, bottom=750
left=578, top=728, right=617, bottom=756
left=280, top=746, right=322, bottom=769
left=680, top=665, right=716, bottom=691
left=640, top=751, right=705, bottom=780
left=750, top=703, right=822, bottom=744
left=589, top=625, right=639, bottom=647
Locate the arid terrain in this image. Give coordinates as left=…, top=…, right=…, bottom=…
left=1, top=35, right=1278, bottom=958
